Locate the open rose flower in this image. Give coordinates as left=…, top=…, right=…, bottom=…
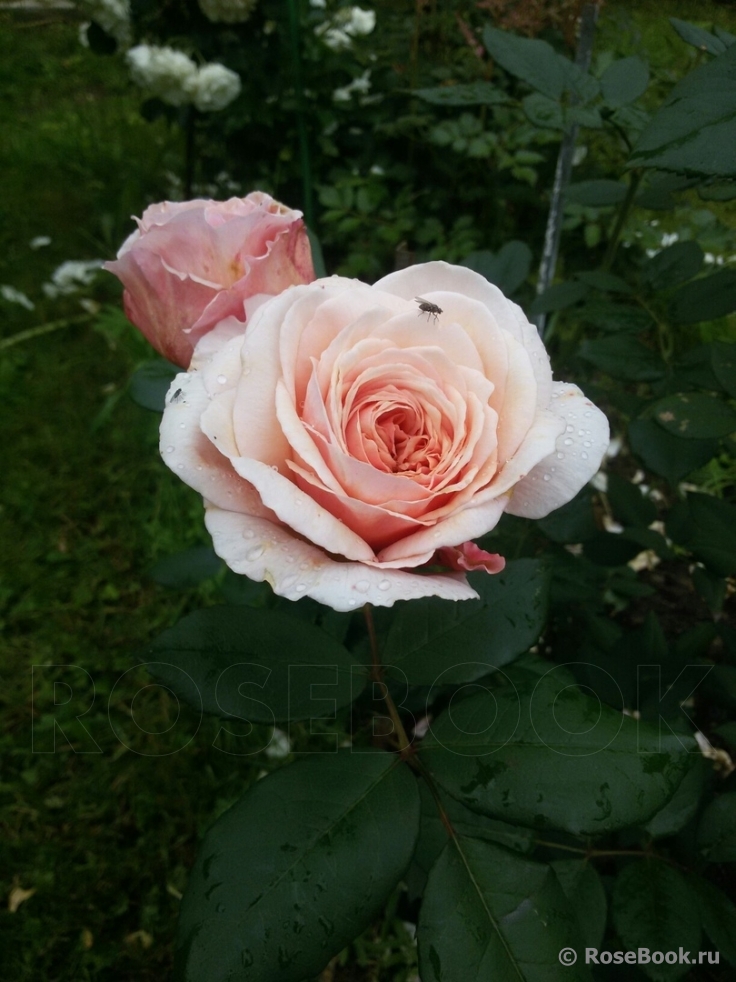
left=159, top=262, right=609, bottom=611
left=105, top=192, right=315, bottom=367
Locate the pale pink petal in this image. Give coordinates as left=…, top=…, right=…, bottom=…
left=159, top=371, right=272, bottom=517
left=375, top=261, right=553, bottom=409
left=376, top=494, right=509, bottom=566
left=205, top=507, right=479, bottom=611
left=506, top=383, right=610, bottom=519
left=230, top=457, right=376, bottom=562
left=435, top=542, right=506, bottom=574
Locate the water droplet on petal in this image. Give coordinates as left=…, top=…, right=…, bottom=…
left=581, top=451, right=589, bottom=459
left=556, top=452, right=564, bottom=459
left=196, top=465, right=203, bottom=471
left=242, top=529, right=255, bottom=539
left=296, top=583, right=307, bottom=592
left=355, top=579, right=370, bottom=593
left=299, top=561, right=311, bottom=570
left=543, top=473, right=551, bottom=481
left=179, top=422, right=186, bottom=429
left=565, top=424, right=574, bottom=433
left=584, top=411, right=592, bottom=418
left=583, top=441, right=592, bottom=448
left=217, top=374, right=227, bottom=385
left=563, top=438, right=573, bottom=446
left=245, top=545, right=265, bottom=561
left=165, top=445, right=175, bottom=453
left=177, top=463, right=184, bottom=470
left=378, top=579, right=391, bottom=591
left=282, top=573, right=298, bottom=588
left=348, top=599, right=357, bottom=607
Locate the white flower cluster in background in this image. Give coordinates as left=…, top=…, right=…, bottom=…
left=126, top=45, right=241, bottom=112
left=77, top=0, right=131, bottom=47
left=1, top=285, right=35, bottom=311
left=42, top=260, right=104, bottom=299
left=198, top=0, right=258, bottom=24
left=316, top=6, right=375, bottom=51
left=333, top=69, right=371, bottom=102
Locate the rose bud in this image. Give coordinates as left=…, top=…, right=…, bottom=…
left=105, top=192, right=315, bottom=368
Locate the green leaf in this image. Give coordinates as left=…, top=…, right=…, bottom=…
left=419, top=837, right=590, bottom=982
left=670, top=18, right=726, bottom=56
left=408, top=781, right=534, bottom=899
left=576, top=270, right=632, bottom=293
left=566, top=105, right=603, bottom=129
left=612, top=861, right=701, bottom=980
left=643, top=758, right=709, bottom=839
left=538, top=488, right=598, bottom=543
left=483, top=26, right=568, bottom=100
left=419, top=675, right=693, bottom=835
left=690, top=874, right=736, bottom=964
left=129, top=359, right=179, bottom=412
left=607, top=474, right=658, bottom=528
left=551, top=860, right=607, bottom=950
left=670, top=269, right=736, bottom=323
left=523, top=92, right=564, bottom=130
left=629, top=42, right=736, bottom=176
left=667, top=493, right=736, bottom=576
left=528, top=281, right=588, bottom=314
left=697, top=793, right=736, bottom=861
left=175, top=753, right=420, bottom=982
left=628, top=418, right=718, bottom=484
left=715, top=26, right=736, bottom=47
left=149, top=545, right=224, bottom=588
left=698, top=178, right=736, bottom=201
left=712, top=341, right=736, bottom=397
left=652, top=392, right=736, bottom=439
left=581, top=300, right=654, bottom=333
left=414, top=82, right=508, bottom=106
left=600, top=56, right=650, bottom=107
left=144, top=605, right=365, bottom=723
left=579, top=337, right=665, bottom=381
left=461, top=241, right=532, bottom=294
left=566, top=179, right=627, bottom=207
left=384, top=560, right=549, bottom=686
left=641, top=241, right=704, bottom=290
left=582, top=531, right=643, bottom=567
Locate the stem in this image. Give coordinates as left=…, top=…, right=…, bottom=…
left=287, top=0, right=315, bottom=228
left=184, top=105, right=196, bottom=199
left=0, top=314, right=93, bottom=352
left=363, top=604, right=412, bottom=754
left=534, top=2, right=600, bottom=340
left=601, top=170, right=642, bottom=271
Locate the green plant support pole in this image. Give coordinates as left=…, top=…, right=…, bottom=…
left=287, top=0, right=315, bottom=229
left=534, top=2, right=600, bottom=340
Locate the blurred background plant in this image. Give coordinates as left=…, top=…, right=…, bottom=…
left=2, top=0, right=736, bottom=980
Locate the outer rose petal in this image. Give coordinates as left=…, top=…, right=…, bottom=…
left=435, top=542, right=506, bottom=574
left=205, top=507, right=479, bottom=611
left=506, top=383, right=609, bottom=519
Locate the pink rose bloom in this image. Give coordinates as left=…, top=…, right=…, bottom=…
left=159, top=262, right=609, bottom=611
left=105, top=192, right=315, bottom=368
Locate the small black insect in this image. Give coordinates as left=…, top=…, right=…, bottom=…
left=170, top=388, right=183, bottom=403
left=415, top=296, right=443, bottom=323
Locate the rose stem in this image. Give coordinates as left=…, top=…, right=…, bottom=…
left=362, top=603, right=413, bottom=755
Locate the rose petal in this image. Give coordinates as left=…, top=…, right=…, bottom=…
left=506, top=383, right=610, bottom=519
left=205, top=506, right=479, bottom=611
left=435, top=541, right=506, bottom=574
